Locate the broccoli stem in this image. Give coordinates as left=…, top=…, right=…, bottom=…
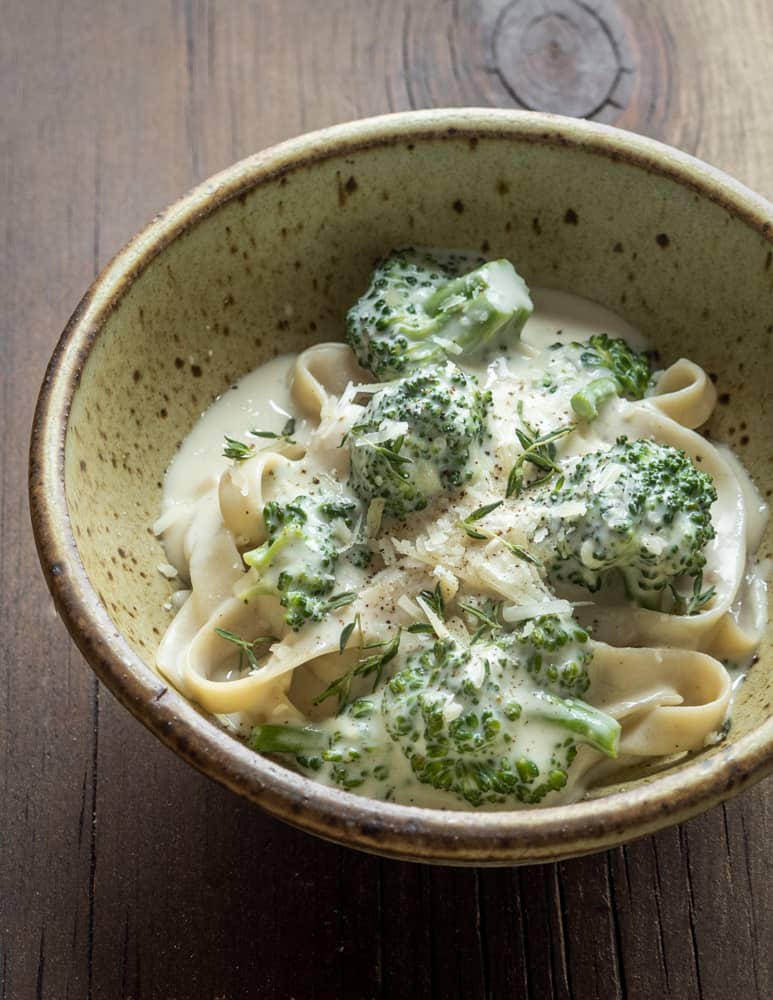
left=623, top=573, right=666, bottom=612
left=532, top=692, right=620, bottom=757
left=422, top=259, right=532, bottom=352
left=571, top=376, right=619, bottom=421
left=250, top=724, right=327, bottom=755
left=243, top=530, right=293, bottom=572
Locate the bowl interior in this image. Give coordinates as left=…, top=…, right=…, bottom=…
left=61, top=117, right=773, bottom=844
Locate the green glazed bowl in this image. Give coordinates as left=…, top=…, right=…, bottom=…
left=29, top=110, right=773, bottom=865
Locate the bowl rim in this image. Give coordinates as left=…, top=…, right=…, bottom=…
left=29, top=108, right=773, bottom=864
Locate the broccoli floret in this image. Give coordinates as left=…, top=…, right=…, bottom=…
left=538, top=438, right=717, bottom=609
left=252, top=616, right=620, bottom=807
left=508, top=614, right=593, bottom=697
left=382, top=629, right=618, bottom=806
left=250, top=698, right=391, bottom=792
left=542, top=334, right=653, bottom=420
left=240, top=493, right=358, bottom=629
left=348, top=361, right=490, bottom=519
left=346, top=248, right=533, bottom=379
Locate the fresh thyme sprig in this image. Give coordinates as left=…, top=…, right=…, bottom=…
left=418, top=582, right=446, bottom=620
left=506, top=424, right=573, bottom=497
left=671, top=574, right=717, bottom=616
left=314, top=629, right=402, bottom=711
left=321, top=591, right=357, bottom=614
left=250, top=416, right=297, bottom=443
left=214, top=627, right=277, bottom=671
left=458, top=502, right=542, bottom=566
left=223, top=418, right=297, bottom=462
left=458, top=598, right=505, bottom=642
left=338, top=613, right=362, bottom=655
left=459, top=501, right=503, bottom=539
left=348, top=426, right=413, bottom=478
left=223, top=436, right=255, bottom=462
left=505, top=402, right=572, bottom=497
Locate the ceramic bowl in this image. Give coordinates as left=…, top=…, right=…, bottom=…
left=30, top=110, right=773, bottom=865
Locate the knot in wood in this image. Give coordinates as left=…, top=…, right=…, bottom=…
left=494, top=0, right=623, bottom=119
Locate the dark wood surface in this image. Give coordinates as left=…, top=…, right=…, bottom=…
left=5, top=2, right=773, bottom=997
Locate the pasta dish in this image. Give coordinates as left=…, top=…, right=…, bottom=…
left=154, top=250, right=769, bottom=809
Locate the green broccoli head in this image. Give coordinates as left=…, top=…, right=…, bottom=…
left=542, top=333, right=654, bottom=420
left=240, top=493, right=358, bottom=629
left=348, top=361, right=491, bottom=520
left=506, top=614, right=593, bottom=698
left=540, top=437, right=717, bottom=608
left=250, top=614, right=619, bottom=807
left=346, top=248, right=533, bottom=379
left=382, top=628, right=618, bottom=806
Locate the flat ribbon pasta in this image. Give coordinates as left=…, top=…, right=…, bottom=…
left=219, top=451, right=297, bottom=547
left=647, top=358, right=717, bottom=429
left=181, top=595, right=296, bottom=718
left=589, top=642, right=731, bottom=756
left=291, top=343, right=369, bottom=419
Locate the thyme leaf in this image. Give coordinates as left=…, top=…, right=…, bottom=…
left=418, top=583, right=445, bottom=620
left=671, top=574, right=716, bottom=616
left=322, top=591, right=357, bottom=613
left=465, top=500, right=504, bottom=522
left=338, top=613, right=362, bottom=654
left=222, top=436, right=255, bottom=462
left=458, top=598, right=504, bottom=636
left=314, top=628, right=402, bottom=710
left=214, top=627, right=277, bottom=671
left=506, top=423, right=573, bottom=497
left=249, top=416, right=297, bottom=444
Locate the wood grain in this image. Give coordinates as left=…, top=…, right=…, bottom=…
left=4, top=1, right=773, bottom=997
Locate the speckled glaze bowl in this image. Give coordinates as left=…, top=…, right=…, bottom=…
left=30, top=110, right=773, bottom=865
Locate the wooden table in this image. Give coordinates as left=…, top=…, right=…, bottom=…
left=5, top=2, right=772, bottom=997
